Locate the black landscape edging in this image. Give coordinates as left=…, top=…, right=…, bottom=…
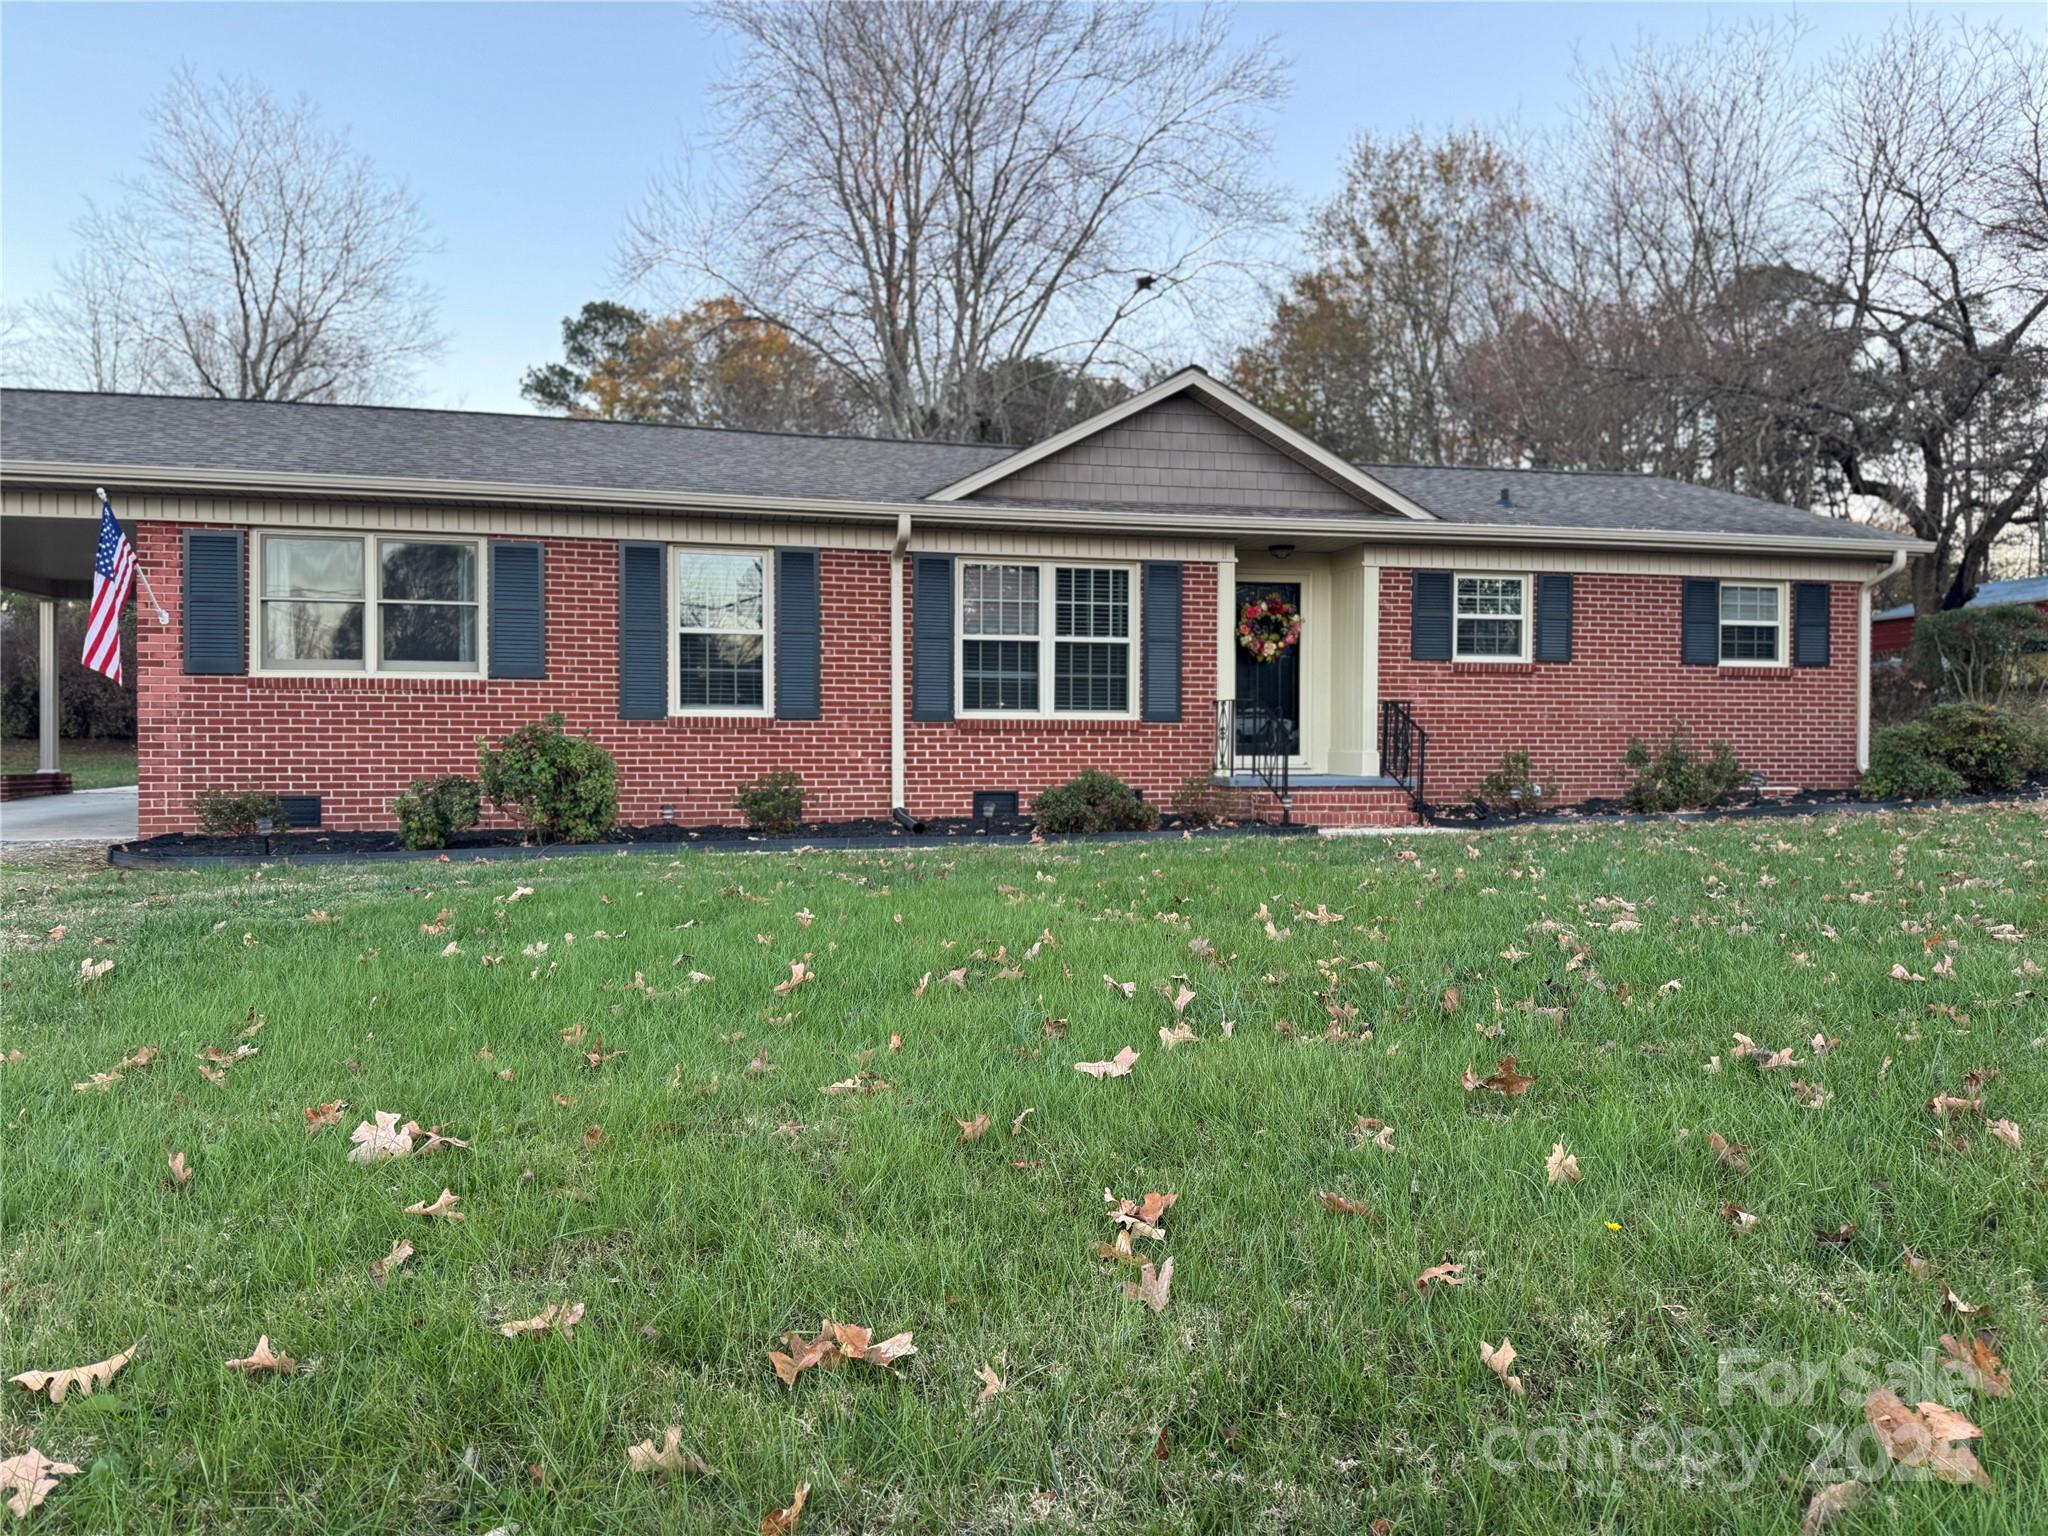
left=1425, top=779, right=2046, bottom=831
left=107, top=818, right=1317, bottom=869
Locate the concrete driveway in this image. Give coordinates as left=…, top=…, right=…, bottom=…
left=0, top=786, right=138, bottom=852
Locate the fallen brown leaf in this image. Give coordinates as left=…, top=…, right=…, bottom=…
left=1799, top=1480, right=1865, bottom=1535
left=1545, top=1143, right=1581, bottom=1185
left=626, top=1427, right=709, bottom=1477
left=10, top=1341, right=141, bottom=1403
left=1479, top=1337, right=1524, bottom=1396
left=1414, top=1262, right=1467, bottom=1293
left=0, top=1449, right=80, bottom=1518
left=404, top=1188, right=464, bottom=1222
left=761, top=1482, right=810, bottom=1536
left=1074, top=1046, right=1139, bottom=1079
left=1863, top=1386, right=1989, bottom=1487
left=225, top=1336, right=296, bottom=1376
left=370, top=1239, right=414, bottom=1287
left=1939, top=1332, right=2013, bottom=1399
left=499, top=1302, right=585, bottom=1339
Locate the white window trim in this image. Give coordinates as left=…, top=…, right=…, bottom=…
left=1717, top=580, right=1789, bottom=669
left=1451, top=571, right=1530, bottom=663
left=670, top=544, right=774, bottom=717
left=955, top=559, right=1141, bottom=720
left=251, top=530, right=487, bottom=678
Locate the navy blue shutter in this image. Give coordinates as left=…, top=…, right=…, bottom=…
left=1793, top=582, right=1831, bottom=667
left=775, top=547, right=822, bottom=719
left=1681, top=579, right=1720, bottom=665
left=488, top=542, right=545, bottom=679
left=911, top=554, right=954, bottom=721
left=182, top=529, right=246, bottom=675
left=1140, top=562, right=1182, bottom=721
left=1410, top=570, right=1452, bottom=660
left=1535, top=572, right=1574, bottom=662
left=617, top=542, right=667, bottom=719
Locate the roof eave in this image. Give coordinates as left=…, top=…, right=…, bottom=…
left=0, top=459, right=1933, bottom=559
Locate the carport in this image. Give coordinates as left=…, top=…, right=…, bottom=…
left=2, top=504, right=101, bottom=796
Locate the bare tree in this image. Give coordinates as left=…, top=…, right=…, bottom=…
left=1230, top=129, right=1531, bottom=464
left=624, top=0, right=1285, bottom=441
left=1497, top=18, right=2048, bottom=608
left=24, top=70, right=440, bottom=402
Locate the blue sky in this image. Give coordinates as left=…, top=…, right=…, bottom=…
left=3, top=1, right=2038, bottom=411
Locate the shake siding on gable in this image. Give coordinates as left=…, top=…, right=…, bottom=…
left=969, top=394, right=1393, bottom=513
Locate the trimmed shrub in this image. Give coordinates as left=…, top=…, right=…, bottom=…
left=192, top=788, right=284, bottom=837
left=1907, top=602, right=2048, bottom=705
left=1917, top=702, right=2043, bottom=793
left=1619, top=728, right=1749, bottom=813
left=1473, top=749, right=1549, bottom=813
left=476, top=714, right=618, bottom=844
left=392, top=775, right=482, bottom=850
left=1033, top=769, right=1160, bottom=834
left=1170, top=774, right=1255, bottom=828
left=1860, top=723, right=1967, bottom=801
left=734, top=769, right=807, bottom=835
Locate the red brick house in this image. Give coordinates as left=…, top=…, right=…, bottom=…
left=0, top=369, right=1927, bottom=834
left=1870, top=576, right=2048, bottom=658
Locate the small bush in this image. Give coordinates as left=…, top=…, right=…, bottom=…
left=1033, top=768, right=1161, bottom=834
left=1907, top=602, right=2048, bottom=705
left=1619, top=728, right=1749, bottom=813
left=192, top=788, right=284, bottom=837
left=476, top=714, right=618, bottom=844
left=392, top=775, right=482, bottom=850
left=734, top=769, right=807, bottom=834
left=1473, top=749, right=1549, bottom=813
left=1861, top=723, right=1967, bottom=801
left=1169, top=774, right=1255, bottom=828
left=1917, top=702, right=2043, bottom=793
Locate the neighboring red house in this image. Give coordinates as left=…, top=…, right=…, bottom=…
left=0, top=369, right=1928, bottom=833
left=1870, top=577, right=2048, bottom=658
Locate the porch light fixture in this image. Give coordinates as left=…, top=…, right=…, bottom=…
left=1267, top=543, right=1296, bottom=561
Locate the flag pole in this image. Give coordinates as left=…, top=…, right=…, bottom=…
left=97, top=487, right=172, bottom=626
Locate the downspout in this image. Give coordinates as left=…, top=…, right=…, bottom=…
left=891, top=510, right=912, bottom=819
left=1857, top=549, right=1907, bottom=773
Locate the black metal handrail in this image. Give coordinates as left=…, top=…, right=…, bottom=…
left=1214, top=698, right=1292, bottom=823
left=1379, top=698, right=1429, bottom=816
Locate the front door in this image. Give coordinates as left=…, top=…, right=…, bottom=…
left=1235, top=580, right=1302, bottom=765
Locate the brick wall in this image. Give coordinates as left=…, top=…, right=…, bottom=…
left=1378, top=569, right=1863, bottom=802
left=133, top=523, right=1224, bottom=836
left=902, top=561, right=1219, bottom=819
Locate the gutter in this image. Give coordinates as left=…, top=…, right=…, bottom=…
left=891, top=510, right=911, bottom=819
left=1857, top=546, right=1909, bottom=773
left=1, top=459, right=1936, bottom=561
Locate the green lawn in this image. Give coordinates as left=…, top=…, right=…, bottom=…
left=0, top=738, right=136, bottom=790
left=1, top=806, right=2042, bottom=1534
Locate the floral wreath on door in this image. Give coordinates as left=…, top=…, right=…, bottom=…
left=1237, top=592, right=1301, bottom=663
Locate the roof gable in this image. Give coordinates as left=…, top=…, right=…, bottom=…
left=927, top=368, right=1435, bottom=519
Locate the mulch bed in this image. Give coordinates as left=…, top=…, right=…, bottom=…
left=112, top=812, right=1315, bottom=865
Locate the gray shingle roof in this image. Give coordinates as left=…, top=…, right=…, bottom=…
left=1356, top=463, right=1899, bottom=544
left=1, top=387, right=1903, bottom=545
left=0, top=388, right=1010, bottom=503
left=1874, top=574, right=2048, bottom=622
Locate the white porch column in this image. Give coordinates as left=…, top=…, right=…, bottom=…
left=1361, top=561, right=1381, bottom=776
left=37, top=598, right=58, bottom=774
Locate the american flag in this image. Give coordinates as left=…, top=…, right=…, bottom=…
left=84, top=501, right=137, bottom=684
